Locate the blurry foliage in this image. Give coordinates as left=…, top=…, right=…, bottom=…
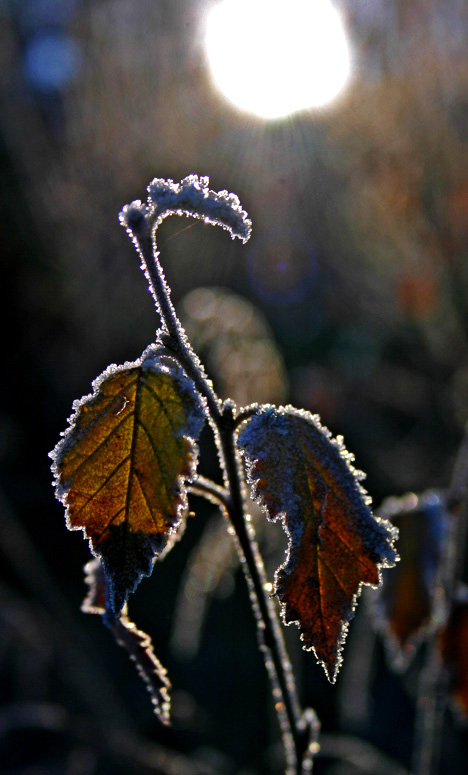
left=180, top=286, right=288, bottom=406
left=2, top=0, right=468, bottom=773
left=371, top=491, right=449, bottom=670
left=439, top=586, right=468, bottom=718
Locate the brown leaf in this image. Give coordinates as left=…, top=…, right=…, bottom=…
left=238, top=405, right=398, bottom=681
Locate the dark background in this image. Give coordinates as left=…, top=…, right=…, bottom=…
left=1, top=1, right=468, bottom=773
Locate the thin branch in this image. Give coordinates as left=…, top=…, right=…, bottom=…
left=216, top=403, right=305, bottom=774
left=124, top=214, right=313, bottom=774
left=129, top=218, right=222, bottom=423
left=187, top=476, right=231, bottom=512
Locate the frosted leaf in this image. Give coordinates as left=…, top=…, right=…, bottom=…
left=50, top=346, right=205, bottom=618
left=120, top=174, right=252, bottom=243
left=111, top=614, right=171, bottom=724
left=80, top=556, right=171, bottom=723
left=238, top=404, right=398, bottom=681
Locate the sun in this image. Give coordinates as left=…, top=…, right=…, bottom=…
left=204, top=0, right=352, bottom=119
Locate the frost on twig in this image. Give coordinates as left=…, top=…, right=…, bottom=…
left=120, top=174, right=252, bottom=244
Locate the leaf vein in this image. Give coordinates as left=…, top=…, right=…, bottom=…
left=93, top=506, right=126, bottom=541
left=73, top=454, right=131, bottom=519
left=124, top=373, right=143, bottom=536
left=323, top=515, right=370, bottom=567
left=143, top=382, right=179, bottom=434
left=136, top=419, right=173, bottom=507
left=133, top=468, right=167, bottom=534
left=318, top=553, right=350, bottom=597
left=65, top=412, right=134, bottom=477
left=77, top=373, right=138, bottom=433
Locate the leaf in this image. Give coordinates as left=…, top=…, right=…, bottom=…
left=81, top=556, right=171, bottom=723
left=51, top=346, right=205, bottom=618
left=111, top=614, right=171, bottom=724
left=237, top=405, right=398, bottom=681
left=371, top=491, right=448, bottom=669
left=120, top=175, right=252, bottom=244
left=180, top=286, right=288, bottom=406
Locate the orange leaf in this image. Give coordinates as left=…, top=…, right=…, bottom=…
left=238, top=406, right=398, bottom=681
left=51, top=347, right=205, bottom=618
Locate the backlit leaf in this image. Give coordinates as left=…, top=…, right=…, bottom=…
left=51, top=346, right=205, bottom=618
left=120, top=175, right=252, bottom=244
left=237, top=405, right=398, bottom=681
left=371, top=491, right=448, bottom=669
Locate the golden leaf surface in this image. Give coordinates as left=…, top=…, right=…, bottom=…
left=238, top=405, right=398, bottom=681
left=51, top=349, right=205, bottom=616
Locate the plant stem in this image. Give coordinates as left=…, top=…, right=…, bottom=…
left=131, top=222, right=315, bottom=773
left=218, top=404, right=308, bottom=774
left=137, top=226, right=222, bottom=420
left=187, top=476, right=231, bottom=512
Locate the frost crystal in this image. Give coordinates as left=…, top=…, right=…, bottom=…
left=120, top=174, right=252, bottom=243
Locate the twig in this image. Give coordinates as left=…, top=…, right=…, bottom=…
left=187, top=475, right=231, bottom=512
left=127, top=215, right=313, bottom=774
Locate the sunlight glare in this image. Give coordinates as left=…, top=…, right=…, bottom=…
left=205, top=0, right=352, bottom=119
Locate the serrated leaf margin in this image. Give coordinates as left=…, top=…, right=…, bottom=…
left=237, top=403, right=398, bottom=681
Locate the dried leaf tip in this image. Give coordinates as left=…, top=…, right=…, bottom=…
left=119, top=175, right=252, bottom=243
left=80, top=557, right=171, bottom=724
left=112, top=615, right=171, bottom=725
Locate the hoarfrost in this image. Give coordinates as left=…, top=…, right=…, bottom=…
left=120, top=174, right=252, bottom=244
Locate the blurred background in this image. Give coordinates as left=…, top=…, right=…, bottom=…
left=1, top=0, right=468, bottom=772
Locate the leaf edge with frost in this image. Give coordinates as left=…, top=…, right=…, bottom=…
left=50, top=343, right=206, bottom=619
left=237, top=403, right=399, bottom=681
